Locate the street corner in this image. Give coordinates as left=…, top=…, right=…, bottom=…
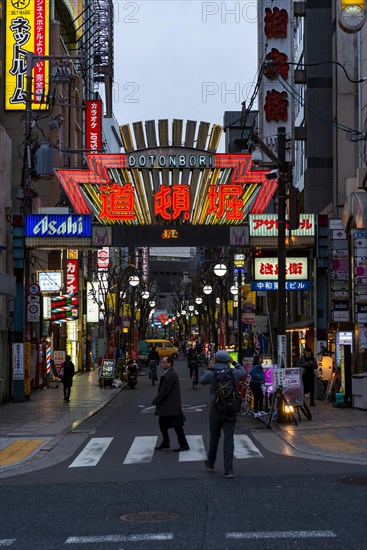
left=0, top=437, right=52, bottom=472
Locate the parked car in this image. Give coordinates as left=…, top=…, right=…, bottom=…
left=144, top=339, right=179, bottom=359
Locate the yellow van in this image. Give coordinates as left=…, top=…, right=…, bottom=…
left=145, top=339, right=179, bottom=359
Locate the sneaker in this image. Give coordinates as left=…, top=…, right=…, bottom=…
left=254, top=412, right=260, bottom=418
left=224, top=471, right=234, bottom=479
left=258, top=411, right=267, bottom=416
left=204, top=460, right=215, bottom=473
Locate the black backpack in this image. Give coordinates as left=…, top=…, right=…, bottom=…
left=214, top=368, right=240, bottom=417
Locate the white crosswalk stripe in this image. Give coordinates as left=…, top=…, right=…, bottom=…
left=234, top=434, right=263, bottom=459
left=68, top=434, right=264, bottom=468
left=178, top=435, right=207, bottom=462
left=69, top=437, right=113, bottom=468
left=123, top=435, right=158, bottom=464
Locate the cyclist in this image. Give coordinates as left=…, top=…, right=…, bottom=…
left=148, top=345, right=159, bottom=382
left=187, top=346, right=199, bottom=386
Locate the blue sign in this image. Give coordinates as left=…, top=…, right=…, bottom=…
left=251, top=281, right=311, bottom=291
left=26, top=215, right=92, bottom=237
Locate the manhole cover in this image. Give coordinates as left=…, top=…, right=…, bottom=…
left=120, top=512, right=179, bottom=523
left=337, top=477, right=367, bottom=486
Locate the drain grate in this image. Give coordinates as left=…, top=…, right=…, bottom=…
left=120, top=512, right=179, bottom=523
left=337, top=477, right=367, bottom=486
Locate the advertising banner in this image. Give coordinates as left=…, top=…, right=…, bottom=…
left=254, top=257, right=308, bottom=280
left=352, top=229, right=367, bottom=323
left=13, top=343, right=24, bottom=380
left=5, top=0, right=49, bottom=110
left=86, top=100, right=103, bottom=152
left=329, top=219, right=350, bottom=322
left=66, top=258, right=79, bottom=295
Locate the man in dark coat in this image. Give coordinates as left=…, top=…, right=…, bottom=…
left=152, top=356, right=189, bottom=452
left=61, top=355, right=75, bottom=402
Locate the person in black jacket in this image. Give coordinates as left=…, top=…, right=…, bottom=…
left=61, top=355, right=75, bottom=402
left=187, top=346, right=199, bottom=385
left=297, top=347, right=317, bottom=406
left=152, top=356, right=189, bottom=452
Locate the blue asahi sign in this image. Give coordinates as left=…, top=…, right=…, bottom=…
left=26, top=215, right=92, bottom=237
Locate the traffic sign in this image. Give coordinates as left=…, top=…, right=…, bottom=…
left=27, top=302, right=40, bottom=322
left=28, top=282, right=40, bottom=296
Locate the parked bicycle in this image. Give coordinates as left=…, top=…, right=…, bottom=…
left=238, top=382, right=253, bottom=416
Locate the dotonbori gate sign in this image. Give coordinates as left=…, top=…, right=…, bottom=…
left=56, top=121, right=273, bottom=245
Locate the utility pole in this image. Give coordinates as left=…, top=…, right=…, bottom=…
left=277, top=127, right=287, bottom=370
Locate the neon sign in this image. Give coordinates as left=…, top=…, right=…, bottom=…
left=26, top=215, right=92, bottom=237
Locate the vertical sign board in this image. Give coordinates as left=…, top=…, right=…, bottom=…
left=13, top=343, right=24, bottom=381
left=66, top=258, right=79, bottom=295
left=24, top=341, right=31, bottom=397
left=5, top=0, right=49, bottom=110
left=86, top=100, right=103, bottom=152
left=352, top=229, right=367, bottom=324
left=258, top=1, right=294, bottom=157
left=329, top=219, right=350, bottom=322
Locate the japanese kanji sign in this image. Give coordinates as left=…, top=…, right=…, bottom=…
left=254, top=257, right=308, bottom=281
left=259, top=1, right=293, bottom=150
left=5, top=0, right=49, bottom=110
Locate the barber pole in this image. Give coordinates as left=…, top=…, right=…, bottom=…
left=46, top=343, right=51, bottom=377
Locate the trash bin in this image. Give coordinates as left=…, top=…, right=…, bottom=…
left=352, top=372, right=367, bottom=410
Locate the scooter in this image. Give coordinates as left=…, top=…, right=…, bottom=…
left=126, top=362, right=139, bottom=389
left=148, top=360, right=158, bottom=386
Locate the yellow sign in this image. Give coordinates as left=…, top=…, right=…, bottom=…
left=5, top=0, right=49, bottom=110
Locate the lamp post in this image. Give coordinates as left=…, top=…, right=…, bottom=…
left=195, top=297, right=203, bottom=341
left=214, top=263, right=227, bottom=349
left=202, top=285, right=213, bottom=348
left=230, top=275, right=243, bottom=364
left=128, top=275, right=139, bottom=359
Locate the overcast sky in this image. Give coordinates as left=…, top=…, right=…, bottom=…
left=112, top=1, right=259, bottom=152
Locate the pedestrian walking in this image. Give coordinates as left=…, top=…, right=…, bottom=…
left=199, top=350, right=246, bottom=478
left=297, top=347, right=317, bottom=406
left=249, top=355, right=266, bottom=417
left=59, top=355, right=75, bottom=402
left=152, top=356, right=190, bottom=452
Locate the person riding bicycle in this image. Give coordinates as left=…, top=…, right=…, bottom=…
left=187, top=346, right=199, bottom=385
left=148, top=346, right=160, bottom=380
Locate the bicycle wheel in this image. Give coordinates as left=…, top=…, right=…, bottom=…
left=239, top=394, right=251, bottom=416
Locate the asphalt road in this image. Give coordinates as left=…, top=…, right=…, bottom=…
left=1, top=359, right=366, bottom=549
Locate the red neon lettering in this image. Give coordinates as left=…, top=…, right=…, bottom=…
left=99, top=183, right=136, bottom=220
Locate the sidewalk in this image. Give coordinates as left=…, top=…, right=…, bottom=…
left=252, top=399, right=367, bottom=465
left=0, top=370, right=122, bottom=473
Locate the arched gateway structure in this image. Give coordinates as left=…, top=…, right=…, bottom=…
left=56, top=120, right=272, bottom=246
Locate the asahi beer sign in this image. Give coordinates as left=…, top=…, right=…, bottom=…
left=26, top=215, right=92, bottom=237
left=329, top=219, right=350, bottom=322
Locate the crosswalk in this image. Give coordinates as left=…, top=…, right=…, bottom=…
left=68, top=434, right=263, bottom=468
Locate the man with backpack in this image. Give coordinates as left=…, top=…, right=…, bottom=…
left=199, top=350, right=246, bottom=479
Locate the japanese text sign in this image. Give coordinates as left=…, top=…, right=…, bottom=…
left=249, top=214, right=315, bottom=237
left=66, top=259, right=79, bottom=295
left=86, top=100, right=102, bottom=152
left=254, top=257, right=308, bottom=280
left=5, top=0, right=49, bottom=110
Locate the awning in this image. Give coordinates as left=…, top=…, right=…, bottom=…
left=342, top=191, right=367, bottom=232
left=286, top=319, right=314, bottom=332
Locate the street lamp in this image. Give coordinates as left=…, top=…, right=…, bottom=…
left=214, top=264, right=228, bottom=349
left=141, top=290, right=150, bottom=300
left=203, top=285, right=213, bottom=295
left=128, top=275, right=140, bottom=359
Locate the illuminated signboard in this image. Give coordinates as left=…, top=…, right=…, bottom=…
left=55, top=120, right=275, bottom=225
left=26, top=215, right=92, bottom=237
left=249, top=214, right=315, bottom=237
left=5, top=0, right=49, bottom=110
left=86, top=100, right=103, bottom=152
left=66, top=259, right=79, bottom=294
left=38, top=271, right=63, bottom=292
left=253, top=257, right=308, bottom=280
